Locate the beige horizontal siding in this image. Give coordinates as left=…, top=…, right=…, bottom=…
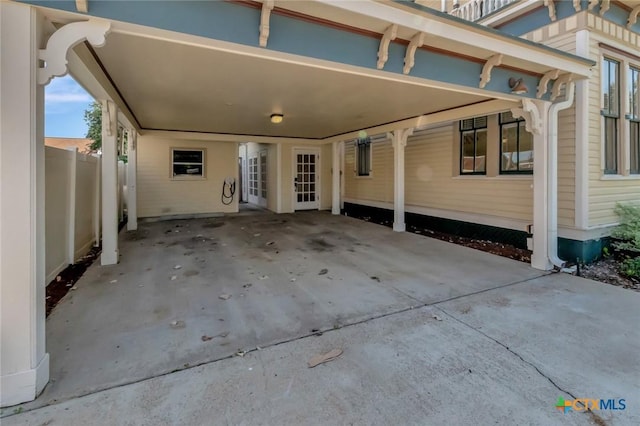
left=586, top=33, right=640, bottom=227
left=344, top=140, right=393, bottom=203
left=137, top=136, right=238, bottom=217
left=345, top=125, right=533, bottom=229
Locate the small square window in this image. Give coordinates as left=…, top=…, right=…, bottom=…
left=172, top=149, right=204, bottom=177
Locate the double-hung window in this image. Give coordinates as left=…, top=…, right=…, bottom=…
left=460, top=116, right=487, bottom=175
left=603, top=58, right=620, bottom=174
left=629, top=66, right=640, bottom=174
left=172, top=149, right=204, bottom=177
left=356, top=136, right=372, bottom=176
left=499, top=111, right=533, bottom=174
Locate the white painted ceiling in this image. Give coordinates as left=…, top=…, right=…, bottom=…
left=92, top=32, right=488, bottom=139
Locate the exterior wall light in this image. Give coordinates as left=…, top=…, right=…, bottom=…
left=509, top=77, right=529, bottom=94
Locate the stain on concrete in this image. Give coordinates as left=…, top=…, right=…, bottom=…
left=184, top=270, right=199, bottom=277
left=202, top=222, right=225, bottom=229
left=307, top=238, right=334, bottom=252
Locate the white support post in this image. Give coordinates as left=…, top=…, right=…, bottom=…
left=101, top=100, right=119, bottom=265
left=0, top=1, right=49, bottom=407
left=391, top=128, right=413, bottom=232
left=126, top=129, right=138, bottom=231
left=93, top=154, right=101, bottom=246
left=512, top=99, right=552, bottom=270
left=340, top=141, right=345, bottom=210
left=67, top=147, right=78, bottom=264
left=331, top=141, right=341, bottom=215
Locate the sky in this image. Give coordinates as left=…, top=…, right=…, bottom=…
left=45, top=75, right=95, bottom=138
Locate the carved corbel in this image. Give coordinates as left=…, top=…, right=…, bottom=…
left=573, top=0, right=581, bottom=12
left=537, top=69, right=560, bottom=99
left=38, top=20, right=110, bottom=85
left=101, top=100, right=117, bottom=137
left=479, top=54, right=503, bottom=89
left=403, top=32, right=425, bottom=75
left=391, top=128, right=414, bottom=149
left=511, top=99, right=543, bottom=135
left=588, top=0, right=598, bottom=11
left=377, top=24, right=398, bottom=70
left=628, top=5, right=640, bottom=29
left=259, top=0, right=274, bottom=48
left=599, top=0, right=610, bottom=16
left=550, top=73, right=573, bottom=101
left=544, top=0, right=556, bottom=21
left=75, top=0, right=88, bottom=13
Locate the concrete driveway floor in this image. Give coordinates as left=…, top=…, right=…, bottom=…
left=2, top=212, right=638, bottom=425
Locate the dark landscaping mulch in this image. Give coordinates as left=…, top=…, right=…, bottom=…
left=577, top=257, right=640, bottom=291
left=46, top=246, right=101, bottom=316
left=407, top=224, right=532, bottom=263
left=355, top=215, right=532, bottom=263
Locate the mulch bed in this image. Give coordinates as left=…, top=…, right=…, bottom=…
left=356, top=215, right=640, bottom=292
left=577, top=257, right=640, bottom=291
left=46, top=246, right=101, bottom=317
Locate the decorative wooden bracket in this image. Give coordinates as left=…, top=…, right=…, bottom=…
left=599, top=0, right=610, bottom=16
left=511, top=99, right=543, bottom=135
left=544, top=0, right=556, bottom=21
left=377, top=24, right=398, bottom=70
left=573, top=0, right=581, bottom=12
left=390, top=128, right=414, bottom=149
left=259, top=0, right=274, bottom=48
left=537, top=69, right=560, bottom=99
left=75, top=0, right=88, bottom=13
left=403, top=32, right=425, bottom=75
left=101, top=100, right=117, bottom=137
left=551, top=73, right=573, bottom=101
left=588, top=0, right=598, bottom=11
left=38, top=20, right=110, bottom=85
left=628, top=5, right=640, bottom=29
left=479, top=54, right=503, bottom=89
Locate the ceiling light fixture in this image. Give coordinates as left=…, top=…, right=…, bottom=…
left=509, top=77, right=529, bottom=94
left=270, top=113, right=284, bottom=124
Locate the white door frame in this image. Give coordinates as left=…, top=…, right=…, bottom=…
left=292, top=147, right=321, bottom=211
left=248, top=154, right=259, bottom=205
left=258, top=149, right=268, bottom=208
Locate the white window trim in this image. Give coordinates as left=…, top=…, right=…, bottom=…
left=354, top=140, right=374, bottom=178
left=599, top=46, right=640, bottom=178
left=171, top=148, right=206, bottom=180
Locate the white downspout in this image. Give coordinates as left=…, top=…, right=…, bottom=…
left=548, top=81, right=575, bottom=268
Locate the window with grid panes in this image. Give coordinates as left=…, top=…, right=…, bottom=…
left=603, top=58, right=620, bottom=174
left=460, top=116, right=487, bottom=175
left=499, top=111, right=533, bottom=174
left=630, top=66, right=640, bottom=174
left=356, top=137, right=371, bottom=176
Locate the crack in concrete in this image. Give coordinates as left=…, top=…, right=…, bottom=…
left=435, top=306, right=608, bottom=426
left=3, top=272, right=554, bottom=418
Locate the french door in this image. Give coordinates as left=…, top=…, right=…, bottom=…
left=293, top=148, right=320, bottom=210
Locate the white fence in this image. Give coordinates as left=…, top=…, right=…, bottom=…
left=45, top=146, right=126, bottom=283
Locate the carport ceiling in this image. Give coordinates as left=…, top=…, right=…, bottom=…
left=92, top=32, right=488, bottom=139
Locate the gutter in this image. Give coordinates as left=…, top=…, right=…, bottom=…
left=547, top=81, right=576, bottom=268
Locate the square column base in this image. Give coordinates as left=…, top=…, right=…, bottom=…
left=0, top=353, right=49, bottom=407
left=393, top=222, right=406, bottom=232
